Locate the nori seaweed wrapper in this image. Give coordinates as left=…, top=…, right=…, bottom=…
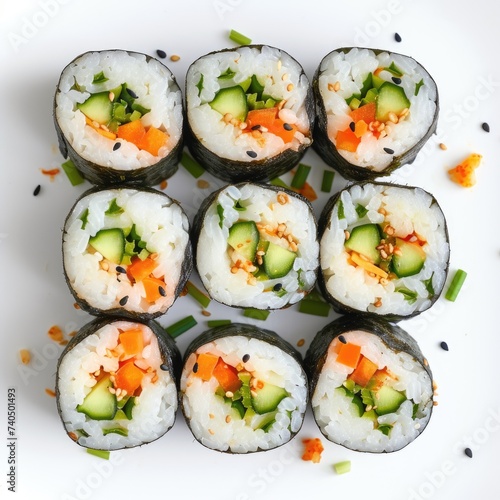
left=312, top=47, right=439, bottom=181
left=54, top=49, right=183, bottom=187
left=62, top=186, right=193, bottom=321
left=181, top=322, right=308, bottom=454
left=56, top=316, right=182, bottom=450
left=318, top=181, right=449, bottom=322
left=185, top=45, right=315, bottom=183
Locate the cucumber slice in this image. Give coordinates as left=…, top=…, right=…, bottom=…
left=262, top=242, right=296, bottom=279
left=77, top=92, right=113, bottom=124
left=392, top=238, right=426, bottom=277
left=372, top=74, right=385, bottom=89
left=227, top=221, right=259, bottom=262
left=376, top=82, right=410, bottom=122
left=89, top=228, right=125, bottom=264
left=77, top=375, right=117, bottom=420
left=372, top=385, right=406, bottom=415
left=253, top=411, right=278, bottom=431
left=252, top=382, right=288, bottom=414
left=351, top=394, right=365, bottom=417
left=362, top=409, right=378, bottom=423
left=209, top=85, right=248, bottom=121
left=122, top=396, right=136, bottom=420
left=344, top=224, right=381, bottom=264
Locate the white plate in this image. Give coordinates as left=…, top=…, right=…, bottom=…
left=1, top=0, right=499, bottom=498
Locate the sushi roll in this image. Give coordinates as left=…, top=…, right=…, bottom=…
left=56, top=317, right=181, bottom=450
left=180, top=323, right=308, bottom=453
left=192, top=182, right=319, bottom=309
left=304, top=316, right=434, bottom=453
left=185, top=45, right=314, bottom=182
left=313, top=47, right=438, bottom=180
left=318, top=181, right=449, bottom=321
left=62, top=187, right=192, bottom=320
left=54, top=50, right=183, bottom=186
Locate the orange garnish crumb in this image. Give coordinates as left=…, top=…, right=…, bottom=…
left=448, top=153, right=482, bottom=187
left=302, top=438, right=324, bottom=463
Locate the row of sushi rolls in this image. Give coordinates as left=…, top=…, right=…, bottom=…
left=54, top=46, right=447, bottom=455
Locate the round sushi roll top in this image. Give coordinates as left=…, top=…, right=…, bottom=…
left=180, top=323, right=308, bottom=453
left=62, top=187, right=192, bottom=320
left=54, top=50, right=183, bottom=186
left=304, top=316, right=434, bottom=453
left=318, top=181, right=449, bottom=321
left=192, top=182, right=319, bottom=310
left=185, top=45, right=314, bottom=182
left=56, top=317, right=181, bottom=450
left=313, top=47, right=439, bottom=180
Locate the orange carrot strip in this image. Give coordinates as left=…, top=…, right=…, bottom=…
left=336, top=342, right=362, bottom=368
left=118, top=329, right=144, bottom=356
left=350, top=102, right=376, bottom=124
left=139, top=126, right=168, bottom=156
left=213, top=358, right=242, bottom=393
left=142, top=276, right=166, bottom=303
left=353, top=119, right=369, bottom=138
left=117, top=120, right=146, bottom=148
left=336, top=127, right=361, bottom=152
left=114, top=361, right=144, bottom=395
left=128, top=256, right=158, bottom=283
left=195, top=353, right=220, bottom=381
left=348, top=355, right=379, bottom=387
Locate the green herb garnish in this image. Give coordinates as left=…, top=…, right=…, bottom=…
left=396, top=287, right=418, bottom=304
left=61, top=159, right=85, bottom=186
left=79, top=208, right=89, bottom=230
left=216, top=204, right=224, bottom=229
left=92, top=71, right=109, bottom=84
left=337, top=200, right=345, bottom=220
left=102, top=427, right=128, bottom=437
left=196, top=74, right=204, bottom=97
left=207, top=320, right=232, bottom=328
left=218, top=68, right=236, bottom=80
left=355, top=203, right=368, bottom=218
left=415, top=78, right=425, bottom=96
left=105, top=198, right=124, bottom=216
left=423, top=273, right=435, bottom=298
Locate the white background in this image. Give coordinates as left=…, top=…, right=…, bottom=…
left=1, top=0, right=499, bottom=499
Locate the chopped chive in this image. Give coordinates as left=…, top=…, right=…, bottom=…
left=355, top=203, right=368, bottom=218
left=165, top=315, right=197, bottom=338
left=415, top=78, right=425, bottom=96
left=207, top=319, right=232, bottom=328
left=333, top=460, right=351, bottom=474
left=79, top=208, right=89, bottom=230
left=270, top=177, right=288, bottom=188
left=337, top=200, right=345, bottom=219
left=33, top=184, right=41, bottom=196
left=181, top=152, right=205, bottom=178
left=290, top=163, right=311, bottom=189
left=445, top=269, right=467, bottom=302
left=216, top=203, right=224, bottom=228
left=186, top=281, right=211, bottom=308
left=92, top=71, right=108, bottom=84
left=196, top=74, right=204, bottom=97
left=61, top=159, right=85, bottom=186
left=86, top=449, right=110, bottom=460
left=243, top=308, right=271, bottom=321
left=105, top=198, right=124, bottom=216
left=229, top=29, right=252, bottom=45
left=321, top=170, right=335, bottom=193
left=298, top=298, right=331, bottom=317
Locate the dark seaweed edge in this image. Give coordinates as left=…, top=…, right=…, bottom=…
left=180, top=322, right=308, bottom=454
left=312, top=47, right=440, bottom=181
left=61, top=186, right=193, bottom=321
left=317, top=181, right=450, bottom=322
left=53, top=49, right=183, bottom=187
left=55, top=316, right=182, bottom=450
left=185, top=45, right=315, bottom=183
left=303, top=314, right=433, bottom=453
left=191, top=181, right=319, bottom=310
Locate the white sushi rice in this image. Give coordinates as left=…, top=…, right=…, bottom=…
left=312, top=330, right=433, bottom=453
left=55, top=50, right=183, bottom=170
left=57, top=321, right=177, bottom=450
left=63, top=188, right=190, bottom=315
left=180, top=336, right=307, bottom=453
left=186, top=45, right=311, bottom=161
left=197, top=184, right=318, bottom=308
left=317, top=48, right=437, bottom=171
left=320, top=183, right=449, bottom=316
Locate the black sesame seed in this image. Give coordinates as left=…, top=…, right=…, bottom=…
left=160, top=363, right=169, bottom=371
left=464, top=447, right=473, bottom=458
left=481, top=122, right=490, bottom=133
left=158, top=286, right=166, bottom=297
left=349, top=121, right=356, bottom=132
left=126, top=88, right=138, bottom=99
left=242, top=354, right=250, bottom=363
left=113, top=142, right=121, bottom=151
left=392, top=77, right=402, bottom=85
left=119, top=296, right=129, bottom=306
left=283, top=123, right=293, bottom=131
left=251, top=125, right=261, bottom=130
left=273, top=283, right=283, bottom=291
left=394, top=32, right=402, bottom=42
left=338, top=335, right=347, bottom=344
left=193, top=362, right=199, bottom=374
left=383, top=147, right=395, bottom=155
left=246, top=150, right=257, bottom=158
left=33, top=184, right=41, bottom=196
left=156, top=49, right=167, bottom=59
left=440, top=341, right=449, bottom=351
left=116, top=266, right=126, bottom=274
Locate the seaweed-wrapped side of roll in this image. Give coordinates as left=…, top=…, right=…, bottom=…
left=318, top=181, right=449, bottom=321
left=192, top=182, right=319, bottom=310
left=54, top=49, right=183, bottom=186
left=304, top=316, right=433, bottom=453
left=180, top=323, right=308, bottom=453
left=313, top=47, right=439, bottom=180
left=62, top=187, right=192, bottom=320
left=185, top=45, right=314, bottom=182
left=56, top=317, right=181, bottom=450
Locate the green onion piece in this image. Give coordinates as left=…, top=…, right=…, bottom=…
left=216, top=203, right=224, bottom=229
left=333, top=460, right=351, bottom=475
left=298, top=298, right=331, bottom=317
left=61, top=159, right=85, bottom=186
left=385, top=62, right=403, bottom=77
left=445, top=269, right=467, bottom=302
left=165, top=315, right=197, bottom=338
left=337, top=200, right=345, bottom=219
left=196, top=74, right=204, bottom=97
left=181, top=152, right=205, bottom=178
left=86, top=449, right=110, bottom=460
left=186, top=281, right=211, bottom=308
left=229, top=29, right=252, bottom=45
left=92, top=71, right=108, bottom=84
left=415, top=78, right=425, bottom=96
left=396, top=287, right=418, bottom=305
left=207, top=320, right=232, bottom=328
left=102, top=427, right=128, bottom=437
left=243, top=308, right=271, bottom=321
left=321, top=170, right=335, bottom=193
left=105, top=198, right=124, bottom=216
left=423, top=273, right=435, bottom=298
left=269, top=177, right=289, bottom=188
left=290, top=163, right=311, bottom=189
left=79, top=208, right=89, bottom=230
left=355, top=203, right=368, bottom=218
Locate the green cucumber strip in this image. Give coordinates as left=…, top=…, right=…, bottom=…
left=333, top=460, right=351, bottom=474
left=243, top=308, right=271, bottom=321
left=445, top=269, right=467, bottom=302
left=86, top=449, right=110, bottom=460
left=165, top=315, right=197, bottom=338
left=207, top=320, right=232, bottom=328
left=321, top=170, right=335, bottom=193
left=229, top=29, right=252, bottom=45
left=290, top=163, right=311, bottom=189
left=181, top=152, right=205, bottom=178
left=298, top=298, right=330, bottom=317
left=61, top=159, right=85, bottom=186
left=186, top=281, right=211, bottom=308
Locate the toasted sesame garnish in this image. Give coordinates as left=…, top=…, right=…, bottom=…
left=277, top=60, right=282, bottom=71
left=297, top=338, right=305, bottom=347
left=48, top=325, right=64, bottom=343
left=209, top=413, right=214, bottom=419
left=344, top=230, right=350, bottom=240
left=289, top=241, right=298, bottom=252
left=384, top=225, right=395, bottom=236
left=277, top=192, right=289, bottom=205
left=231, top=266, right=239, bottom=274
left=223, top=113, right=233, bottom=123
left=45, top=388, right=56, bottom=398
left=201, top=310, right=211, bottom=317
left=380, top=249, right=388, bottom=260
left=439, top=143, right=447, bottom=151
left=379, top=277, right=389, bottom=286
left=287, top=83, right=294, bottom=92
left=225, top=415, right=232, bottom=423
left=433, top=401, right=439, bottom=406
left=73, top=302, right=80, bottom=309
left=208, top=428, right=215, bottom=435
left=170, top=54, right=180, bottom=62
left=19, top=349, right=31, bottom=365
left=374, top=298, right=383, bottom=308
left=68, top=432, right=78, bottom=442
left=281, top=73, right=289, bottom=81
left=197, top=179, right=210, bottom=189
left=388, top=112, right=399, bottom=124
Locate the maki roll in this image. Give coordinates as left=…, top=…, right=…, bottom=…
left=304, top=316, right=434, bottom=453
left=56, top=317, right=181, bottom=450
left=313, top=47, right=438, bottom=180
left=318, top=181, right=449, bottom=321
left=192, top=182, right=319, bottom=309
left=62, top=187, right=192, bottom=320
left=180, top=323, right=308, bottom=453
left=185, top=45, right=314, bottom=182
left=54, top=50, right=183, bottom=186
